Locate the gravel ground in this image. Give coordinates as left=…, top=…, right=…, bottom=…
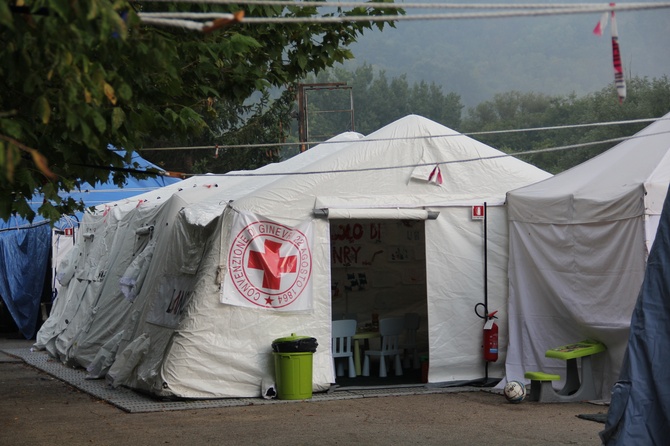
left=0, top=338, right=606, bottom=446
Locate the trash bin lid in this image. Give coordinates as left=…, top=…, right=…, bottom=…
left=271, top=333, right=318, bottom=353
left=272, top=333, right=312, bottom=344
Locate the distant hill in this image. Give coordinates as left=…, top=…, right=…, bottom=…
left=345, top=2, right=670, bottom=107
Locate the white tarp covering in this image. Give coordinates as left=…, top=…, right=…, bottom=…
left=34, top=131, right=361, bottom=365
left=505, top=112, right=670, bottom=401
left=34, top=177, right=226, bottom=366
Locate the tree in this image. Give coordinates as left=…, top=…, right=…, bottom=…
left=460, top=76, right=670, bottom=173
left=0, top=0, right=401, bottom=222
left=143, top=88, right=298, bottom=176
left=302, top=64, right=463, bottom=137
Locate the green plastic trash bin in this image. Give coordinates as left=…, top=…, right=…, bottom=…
left=272, top=334, right=318, bottom=400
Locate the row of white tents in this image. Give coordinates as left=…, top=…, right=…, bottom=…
left=0, top=151, right=181, bottom=339
left=34, top=112, right=670, bottom=401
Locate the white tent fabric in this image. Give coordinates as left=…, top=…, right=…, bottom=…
left=505, top=112, right=670, bottom=401
left=109, top=115, right=550, bottom=398
left=35, top=175, right=212, bottom=355
left=34, top=178, right=226, bottom=363
left=34, top=133, right=365, bottom=377
left=0, top=150, right=182, bottom=340
left=104, top=133, right=368, bottom=394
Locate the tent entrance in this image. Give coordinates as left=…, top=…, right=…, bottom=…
left=329, top=218, right=428, bottom=386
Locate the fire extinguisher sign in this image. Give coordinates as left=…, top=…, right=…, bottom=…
left=471, top=205, right=485, bottom=220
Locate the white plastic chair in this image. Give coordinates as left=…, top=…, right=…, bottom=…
left=362, top=316, right=404, bottom=378
left=403, top=313, right=421, bottom=369
left=332, top=319, right=357, bottom=379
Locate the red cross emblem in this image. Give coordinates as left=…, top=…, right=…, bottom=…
left=247, top=239, right=297, bottom=290
left=227, top=218, right=312, bottom=309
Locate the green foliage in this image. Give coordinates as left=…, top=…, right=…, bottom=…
left=460, top=76, right=670, bottom=173
left=346, top=10, right=670, bottom=108
left=302, top=64, right=464, bottom=137
left=146, top=89, right=298, bottom=175
left=3, top=0, right=666, bottom=225
left=0, top=0, right=402, bottom=222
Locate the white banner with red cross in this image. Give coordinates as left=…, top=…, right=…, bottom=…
left=221, top=211, right=313, bottom=311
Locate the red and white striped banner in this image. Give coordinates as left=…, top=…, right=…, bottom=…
left=594, top=3, right=626, bottom=103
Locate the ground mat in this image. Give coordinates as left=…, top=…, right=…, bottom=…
left=2, top=347, right=489, bottom=413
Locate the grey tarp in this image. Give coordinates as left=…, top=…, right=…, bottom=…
left=601, top=183, right=670, bottom=444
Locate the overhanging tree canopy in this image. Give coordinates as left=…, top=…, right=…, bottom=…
left=0, top=0, right=400, bottom=222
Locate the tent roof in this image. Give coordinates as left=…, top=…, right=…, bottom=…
left=178, top=132, right=366, bottom=227
left=507, top=112, right=670, bottom=224
left=232, top=114, right=551, bottom=220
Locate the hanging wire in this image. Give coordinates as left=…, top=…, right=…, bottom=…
left=142, top=128, right=670, bottom=178
left=242, top=4, right=670, bottom=23
left=138, top=116, right=669, bottom=152
left=135, top=0, right=667, bottom=11
left=134, top=2, right=670, bottom=29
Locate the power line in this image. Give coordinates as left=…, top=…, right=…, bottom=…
left=131, top=4, right=670, bottom=173
left=139, top=116, right=668, bottom=151
left=169, top=130, right=670, bottom=179
left=244, top=4, right=670, bottom=23
left=135, top=2, right=670, bottom=30
left=136, top=0, right=666, bottom=11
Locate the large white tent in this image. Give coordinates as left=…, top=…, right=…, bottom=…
left=35, top=133, right=365, bottom=371
left=505, top=112, right=670, bottom=401
left=33, top=175, right=226, bottom=363
left=105, top=115, right=550, bottom=398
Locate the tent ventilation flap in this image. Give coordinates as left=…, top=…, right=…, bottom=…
left=136, top=225, right=154, bottom=236
left=313, top=208, right=439, bottom=220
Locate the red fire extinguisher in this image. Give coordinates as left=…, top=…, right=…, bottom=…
left=483, top=311, right=499, bottom=362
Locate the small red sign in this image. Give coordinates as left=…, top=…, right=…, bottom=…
left=472, top=205, right=485, bottom=220
left=64, top=228, right=74, bottom=236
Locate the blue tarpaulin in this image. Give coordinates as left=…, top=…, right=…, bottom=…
left=601, top=183, right=670, bottom=444
left=0, top=222, right=51, bottom=338
left=0, top=149, right=181, bottom=339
